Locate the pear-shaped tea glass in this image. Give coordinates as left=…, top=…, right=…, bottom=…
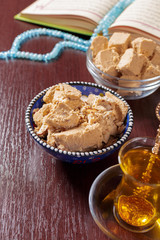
left=113, top=137, right=160, bottom=233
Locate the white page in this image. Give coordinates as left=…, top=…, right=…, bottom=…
left=110, top=0, right=160, bottom=38
left=22, top=0, right=120, bottom=23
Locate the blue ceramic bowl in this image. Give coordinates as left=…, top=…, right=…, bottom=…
left=25, top=82, right=133, bottom=164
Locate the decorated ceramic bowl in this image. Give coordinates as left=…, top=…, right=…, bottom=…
left=25, top=81, right=133, bottom=164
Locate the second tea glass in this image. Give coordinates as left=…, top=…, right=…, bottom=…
left=113, top=137, right=160, bottom=233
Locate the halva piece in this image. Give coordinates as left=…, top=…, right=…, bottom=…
left=108, top=32, right=131, bottom=55
left=94, top=48, right=119, bottom=76
left=151, top=45, right=160, bottom=67
left=141, top=63, right=160, bottom=79
left=119, top=75, right=141, bottom=88
left=131, top=37, right=156, bottom=58
left=90, top=36, right=108, bottom=57
left=49, top=122, right=104, bottom=152
left=117, top=48, right=146, bottom=76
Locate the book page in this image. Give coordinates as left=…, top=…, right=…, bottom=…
left=22, top=0, right=120, bottom=24
left=109, top=0, right=160, bottom=39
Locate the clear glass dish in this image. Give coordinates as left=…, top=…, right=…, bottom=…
left=89, top=164, right=160, bottom=240
left=86, top=47, right=160, bottom=100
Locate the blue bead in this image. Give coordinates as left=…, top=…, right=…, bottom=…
left=37, top=54, right=43, bottom=61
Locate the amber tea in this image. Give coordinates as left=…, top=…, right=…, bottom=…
left=113, top=138, right=160, bottom=233
left=120, top=147, right=160, bottom=184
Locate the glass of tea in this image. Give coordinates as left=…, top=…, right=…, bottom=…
left=113, top=137, right=160, bottom=233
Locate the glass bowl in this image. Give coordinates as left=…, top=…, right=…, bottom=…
left=86, top=47, right=160, bottom=100
left=25, top=81, right=133, bottom=164
left=89, top=162, right=160, bottom=239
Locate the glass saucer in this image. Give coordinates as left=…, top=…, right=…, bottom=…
left=89, top=164, right=160, bottom=240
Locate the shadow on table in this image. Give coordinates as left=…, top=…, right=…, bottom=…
left=59, top=150, right=119, bottom=198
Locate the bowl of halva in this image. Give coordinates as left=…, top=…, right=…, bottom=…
left=25, top=82, right=133, bottom=163
left=87, top=32, right=160, bottom=100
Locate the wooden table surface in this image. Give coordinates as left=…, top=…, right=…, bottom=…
left=0, top=1, right=160, bottom=239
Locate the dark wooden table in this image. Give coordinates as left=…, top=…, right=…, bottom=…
left=0, top=1, right=160, bottom=239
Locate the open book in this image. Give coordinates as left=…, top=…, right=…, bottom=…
left=15, top=0, right=160, bottom=40
left=109, top=0, right=160, bottom=42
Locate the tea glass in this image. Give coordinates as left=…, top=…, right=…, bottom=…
left=113, top=137, right=160, bottom=233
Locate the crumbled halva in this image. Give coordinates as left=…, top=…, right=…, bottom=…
left=43, top=83, right=82, bottom=104
left=33, top=83, right=128, bottom=152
